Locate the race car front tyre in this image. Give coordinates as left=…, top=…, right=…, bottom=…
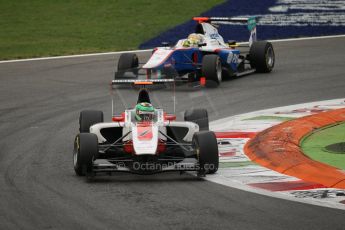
left=79, top=110, right=104, bottom=133
left=193, top=131, right=219, bottom=174
left=115, top=53, right=139, bottom=79
left=161, top=66, right=178, bottom=79
left=184, top=108, right=209, bottom=131
left=73, top=133, right=98, bottom=176
left=117, top=53, right=139, bottom=71
left=249, top=41, right=275, bottom=73
left=201, top=55, right=222, bottom=88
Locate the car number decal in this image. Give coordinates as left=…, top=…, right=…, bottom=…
left=227, top=53, right=239, bottom=64
left=137, top=126, right=153, bottom=141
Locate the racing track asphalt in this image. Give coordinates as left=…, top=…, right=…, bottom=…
left=0, top=37, right=345, bottom=229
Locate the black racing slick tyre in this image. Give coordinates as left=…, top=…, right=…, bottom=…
left=193, top=131, right=219, bottom=174
left=115, top=53, right=139, bottom=80
left=161, top=66, right=178, bottom=79
left=73, top=133, right=98, bottom=176
left=117, top=53, right=139, bottom=71
left=249, top=41, right=275, bottom=73
left=184, top=108, right=209, bottom=131
left=79, top=110, right=104, bottom=133
left=201, top=54, right=222, bottom=88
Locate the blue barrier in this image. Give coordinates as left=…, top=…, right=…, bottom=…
left=140, top=0, right=345, bottom=49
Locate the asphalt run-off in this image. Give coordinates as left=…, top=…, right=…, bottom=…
left=1, top=37, right=345, bottom=229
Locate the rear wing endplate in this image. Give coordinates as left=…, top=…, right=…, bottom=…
left=193, top=16, right=257, bottom=46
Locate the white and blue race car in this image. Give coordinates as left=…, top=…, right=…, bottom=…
left=115, top=16, right=275, bottom=88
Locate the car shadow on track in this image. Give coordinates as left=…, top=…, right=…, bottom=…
left=83, top=172, right=204, bottom=184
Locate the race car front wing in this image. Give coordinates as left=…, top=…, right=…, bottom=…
left=91, top=158, right=200, bottom=175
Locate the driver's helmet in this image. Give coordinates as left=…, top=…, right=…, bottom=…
left=183, top=33, right=204, bottom=47
left=135, top=102, right=155, bottom=122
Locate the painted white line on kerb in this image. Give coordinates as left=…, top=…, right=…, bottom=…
left=1, top=34, right=345, bottom=64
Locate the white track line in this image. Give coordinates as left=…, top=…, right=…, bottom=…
left=268, top=34, right=345, bottom=43
left=1, top=34, right=345, bottom=64
left=0, top=49, right=152, bottom=64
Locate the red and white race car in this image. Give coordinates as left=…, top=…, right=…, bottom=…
left=73, top=79, right=219, bottom=177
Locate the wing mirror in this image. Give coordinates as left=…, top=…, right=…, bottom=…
left=112, top=114, right=125, bottom=122
left=161, top=42, right=170, bottom=47
left=227, top=40, right=238, bottom=48
left=164, top=114, right=176, bottom=121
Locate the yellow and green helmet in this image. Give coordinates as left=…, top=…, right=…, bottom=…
left=135, top=102, right=155, bottom=121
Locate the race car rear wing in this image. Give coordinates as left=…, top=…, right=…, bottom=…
left=111, top=79, right=175, bottom=85
left=193, top=16, right=257, bottom=46
left=111, top=78, right=176, bottom=116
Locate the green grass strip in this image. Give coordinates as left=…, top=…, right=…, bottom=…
left=301, top=123, right=345, bottom=169
left=0, top=0, right=224, bottom=60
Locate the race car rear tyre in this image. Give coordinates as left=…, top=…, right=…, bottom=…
left=79, top=110, right=104, bottom=133
left=73, top=133, right=98, bottom=176
left=193, top=131, right=219, bottom=174
left=184, top=108, right=209, bottom=131
left=117, top=53, right=139, bottom=71
left=202, top=54, right=222, bottom=88
left=249, top=41, right=275, bottom=73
